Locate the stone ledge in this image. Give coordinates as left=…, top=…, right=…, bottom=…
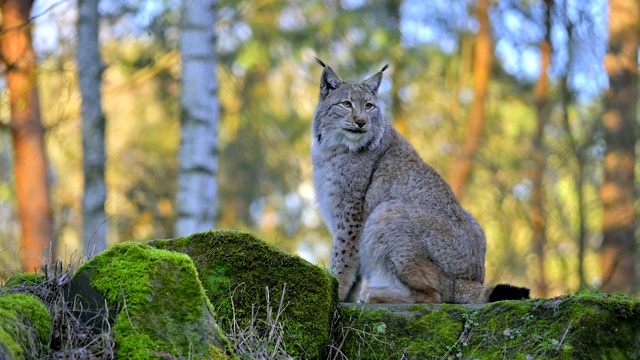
left=149, top=229, right=338, bottom=360
left=335, top=291, right=640, bottom=359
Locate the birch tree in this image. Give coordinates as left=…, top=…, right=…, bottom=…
left=77, top=0, right=107, bottom=256
left=0, top=0, right=54, bottom=271
left=174, top=0, right=218, bottom=236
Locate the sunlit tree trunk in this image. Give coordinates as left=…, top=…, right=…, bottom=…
left=600, top=0, right=638, bottom=293
left=0, top=0, right=54, bottom=271
left=77, top=0, right=107, bottom=257
left=174, top=0, right=218, bottom=236
left=531, top=0, right=552, bottom=298
left=447, top=0, right=492, bottom=201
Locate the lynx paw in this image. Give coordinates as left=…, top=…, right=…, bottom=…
left=359, top=286, right=412, bottom=304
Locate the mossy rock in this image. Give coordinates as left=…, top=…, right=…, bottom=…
left=337, top=289, right=640, bottom=359
left=149, top=229, right=338, bottom=360
left=4, top=273, right=46, bottom=288
left=0, top=293, right=52, bottom=359
left=69, top=242, right=234, bottom=359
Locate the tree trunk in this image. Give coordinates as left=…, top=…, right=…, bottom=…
left=531, top=0, right=553, bottom=298
left=559, top=13, right=588, bottom=289
left=77, top=0, right=107, bottom=257
left=561, top=63, right=588, bottom=290
left=388, top=0, right=407, bottom=136
left=0, top=0, right=54, bottom=271
left=600, top=0, right=638, bottom=293
left=447, top=0, right=492, bottom=201
left=448, top=33, right=474, bottom=122
left=174, top=0, right=218, bottom=236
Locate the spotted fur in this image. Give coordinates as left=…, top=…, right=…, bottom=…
left=311, top=60, right=529, bottom=303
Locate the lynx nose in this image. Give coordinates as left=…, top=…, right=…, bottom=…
left=354, top=118, right=367, bottom=128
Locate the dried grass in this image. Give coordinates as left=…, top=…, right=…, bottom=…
left=224, top=284, right=294, bottom=360
left=2, top=253, right=115, bottom=360
left=1, top=248, right=305, bottom=359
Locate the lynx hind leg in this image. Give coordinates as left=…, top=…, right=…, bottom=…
left=358, top=258, right=443, bottom=304
left=452, top=279, right=493, bottom=304
left=393, top=257, right=443, bottom=303
left=358, top=269, right=413, bottom=303
left=359, top=202, right=445, bottom=304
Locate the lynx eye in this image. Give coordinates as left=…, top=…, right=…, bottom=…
left=365, top=103, right=375, bottom=110
left=341, top=101, right=352, bottom=108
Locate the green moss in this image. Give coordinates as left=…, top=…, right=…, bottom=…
left=408, top=306, right=464, bottom=355
left=338, top=304, right=468, bottom=359
left=4, top=273, right=46, bottom=288
left=463, top=300, right=557, bottom=359
left=149, top=229, right=338, bottom=360
left=76, top=242, right=233, bottom=359
left=338, top=290, right=640, bottom=359
left=0, top=293, right=52, bottom=359
left=555, top=290, right=640, bottom=359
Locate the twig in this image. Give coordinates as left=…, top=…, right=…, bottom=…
left=556, top=320, right=573, bottom=350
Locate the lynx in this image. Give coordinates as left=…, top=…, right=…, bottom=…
left=311, top=59, right=529, bottom=304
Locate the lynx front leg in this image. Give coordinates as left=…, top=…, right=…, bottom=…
left=331, top=233, right=360, bottom=301
left=330, top=211, right=364, bottom=301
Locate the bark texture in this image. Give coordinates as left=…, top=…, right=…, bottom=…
left=77, top=0, right=107, bottom=256
left=174, top=0, right=219, bottom=236
left=1, top=0, right=54, bottom=271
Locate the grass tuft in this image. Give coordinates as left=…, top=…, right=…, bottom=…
left=2, top=256, right=116, bottom=359
left=224, top=284, right=294, bottom=360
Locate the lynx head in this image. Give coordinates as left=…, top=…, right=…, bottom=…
left=312, top=58, right=389, bottom=152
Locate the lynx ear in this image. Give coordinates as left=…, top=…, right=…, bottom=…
left=315, top=58, right=343, bottom=100
left=363, top=64, right=389, bottom=95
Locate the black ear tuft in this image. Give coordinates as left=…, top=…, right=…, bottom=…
left=380, top=64, right=390, bottom=72
left=489, top=284, right=530, bottom=302
left=318, top=61, right=343, bottom=100
left=363, top=68, right=385, bottom=95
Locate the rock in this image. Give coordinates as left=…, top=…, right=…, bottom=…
left=66, top=262, right=116, bottom=333
left=149, top=229, right=338, bottom=360
left=4, top=232, right=640, bottom=360
left=69, top=242, right=234, bottom=359
left=0, top=293, right=52, bottom=359
left=4, top=273, right=46, bottom=288
left=335, top=289, right=640, bottom=359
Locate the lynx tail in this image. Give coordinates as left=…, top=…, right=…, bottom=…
left=488, top=284, right=531, bottom=302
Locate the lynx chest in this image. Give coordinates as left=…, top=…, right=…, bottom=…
left=311, top=143, right=380, bottom=234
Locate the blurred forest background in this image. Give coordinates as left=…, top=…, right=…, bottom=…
left=0, top=0, right=638, bottom=300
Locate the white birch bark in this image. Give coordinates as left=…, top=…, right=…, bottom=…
left=174, top=0, right=218, bottom=236
left=77, top=0, right=107, bottom=256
